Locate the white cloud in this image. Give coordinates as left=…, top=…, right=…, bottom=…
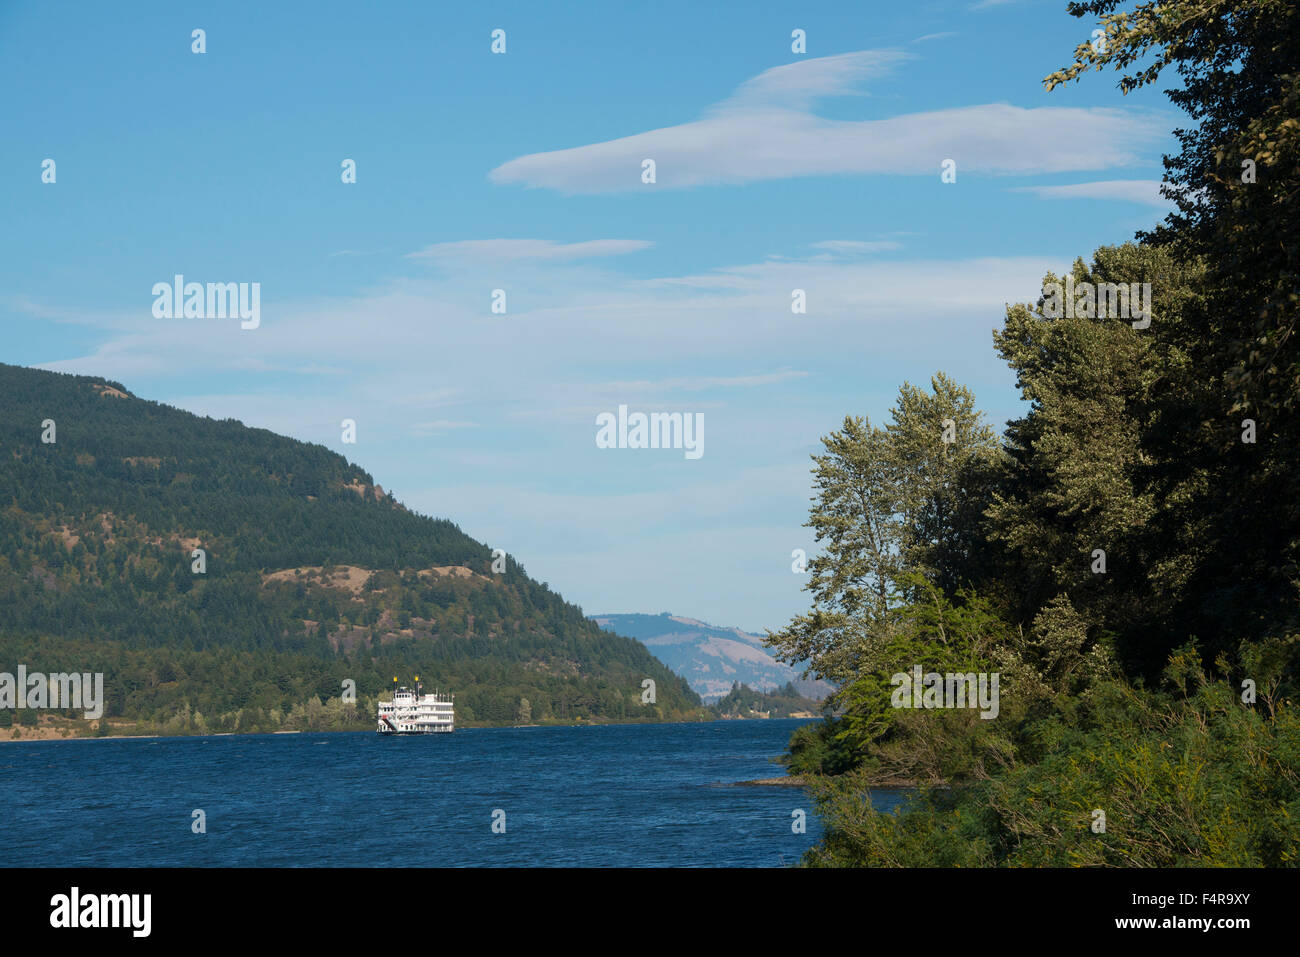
left=719, top=50, right=911, bottom=112
left=33, top=243, right=1055, bottom=390
left=1011, top=179, right=1173, bottom=207
left=810, top=240, right=903, bottom=255
left=598, top=371, right=809, bottom=393
left=28, top=238, right=1048, bottom=630
left=406, top=238, right=653, bottom=263
left=410, top=420, right=478, bottom=435
left=488, top=50, right=1167, bottom=194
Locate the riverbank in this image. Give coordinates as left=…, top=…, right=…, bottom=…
left=0, top=711, right=814, bottom=743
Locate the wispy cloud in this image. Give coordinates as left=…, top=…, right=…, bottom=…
left=410, top=420, right=478, bottom=435
left=28, top=240, right=1053, bottom=631
left=810, top=240, right=903, bottom=255
left=31, top=240, right=1055, bottom=395
left=598, top=371, right=810, bottom=393
left=406, top=239, right=653, bottom=264
left=1012, top=180, right=1172, bottom=207
left=489, top=50, right=1167, bottom=194
left=719, top=50, right=911, bottom=112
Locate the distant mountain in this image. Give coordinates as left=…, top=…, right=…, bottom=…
left=0, top=364, right=702, bottom=737
left=590, top=612, right=835, bottom=703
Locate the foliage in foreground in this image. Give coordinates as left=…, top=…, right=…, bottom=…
left=773, top=0, right=1300, bottom=866
left=803, top=643, right=1300, bottom=867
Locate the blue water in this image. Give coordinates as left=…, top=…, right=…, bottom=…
left=0, top=720, right=906, bottom=867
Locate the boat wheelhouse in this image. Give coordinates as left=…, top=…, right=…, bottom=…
left=377, top=676, right=454, bottom=734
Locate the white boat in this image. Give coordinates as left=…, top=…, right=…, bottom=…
left=377, top=676, right=454, bottom=734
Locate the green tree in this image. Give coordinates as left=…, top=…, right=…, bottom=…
left=1046, top=0, right=1300, bottom=671
left=1048, top=0, right=1298, bottom=419
left=988, top=244, right=1200, bottom=674
left=767, top=375, right=998, bottom=685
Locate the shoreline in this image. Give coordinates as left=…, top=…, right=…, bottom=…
left=0, top=732, right=166, bottom=744
left=0, top=714, right=813, bottom=744
left=734, top=775, right=929, bottom=789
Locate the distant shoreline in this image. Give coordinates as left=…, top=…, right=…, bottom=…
left=0, top=732, right=165, bottom=744
left=0, top=715, right=817, bottom=744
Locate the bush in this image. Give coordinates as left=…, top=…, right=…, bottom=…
left=802, top=644, right=1300, bottom=867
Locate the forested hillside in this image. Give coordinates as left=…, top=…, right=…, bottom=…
left=0, top=363, right=702, bottom=735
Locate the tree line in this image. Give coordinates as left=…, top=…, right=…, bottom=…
left=769, top=0, right=1300, bottom=866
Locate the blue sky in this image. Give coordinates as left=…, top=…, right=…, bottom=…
left=1, top=0, right=1176, bottom=634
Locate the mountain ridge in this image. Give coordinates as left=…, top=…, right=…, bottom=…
left=590, top=611, right=834, bottom=703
